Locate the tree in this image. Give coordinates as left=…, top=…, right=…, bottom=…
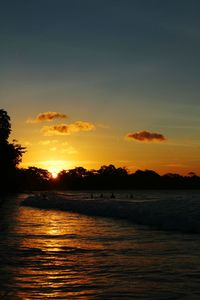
left=0, top=109, right=25, bottom=192
left=0, top=109, right=11, bottom=142
left=19, top=167, right=51, bottom=190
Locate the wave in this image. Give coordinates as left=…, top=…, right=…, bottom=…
left=20, top=193, right=200, bottom=234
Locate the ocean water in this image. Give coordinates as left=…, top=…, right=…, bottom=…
left=0, top=191, right=200, bottom=299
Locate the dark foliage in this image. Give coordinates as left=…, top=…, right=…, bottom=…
left=18, top=167, right=52, bottom=191
left=0, top=110, right=25, bottom=193
left=3, top=161, right=200, bottom=192
left=0, top=109, right=11, bottom=142
left=50, top=166, right=200, bottom=191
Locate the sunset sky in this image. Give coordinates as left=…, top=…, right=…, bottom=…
left=1, top=0, right=200, bottom=175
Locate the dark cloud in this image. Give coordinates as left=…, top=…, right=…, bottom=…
left=127, top=130, right=166, bottom=142
left=27, top=112, right=67, bottom=123
left=42, top=121, right=95, bottom=135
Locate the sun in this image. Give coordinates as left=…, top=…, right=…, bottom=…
left=44, top=160, right=72, bottom=179
left=20, top=159, right=74, bottom=178
left=51, top=171, right=58, bottom=179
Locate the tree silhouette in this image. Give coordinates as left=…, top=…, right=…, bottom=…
left=19, top=167, right=51, bottom=190
left=0, top=109, right=25, bottom=192
left=0, top=109, right=11, bottom=142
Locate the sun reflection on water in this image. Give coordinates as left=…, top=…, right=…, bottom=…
left=12, top=206, right=110, bottom=298
left=1, top=194, right=200, bottom=299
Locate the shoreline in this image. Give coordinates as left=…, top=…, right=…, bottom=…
left=21, top=192, right=200, bottom=234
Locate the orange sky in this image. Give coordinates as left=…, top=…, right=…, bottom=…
left=1, top=1, right=200, bottom=176
left=7, top=110, right=199, bottom=176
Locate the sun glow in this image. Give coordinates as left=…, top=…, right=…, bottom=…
left=43, top=160, right=71, bottom=176
left=51, top=171, right=58, bottom=179
left=21, top=159, right=73, bottom=176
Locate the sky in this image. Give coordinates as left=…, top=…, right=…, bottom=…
left=1, top=0, right=200, bottom=175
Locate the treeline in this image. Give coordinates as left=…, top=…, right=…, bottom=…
left=0, top=109, right=25, bottom=194
left=16, top=165, right=200, bottom=191
left=0, top=109, right=200, bottom=193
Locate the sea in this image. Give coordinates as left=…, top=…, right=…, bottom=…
left=0, top=190, right=200, bottom=299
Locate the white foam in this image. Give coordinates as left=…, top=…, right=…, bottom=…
left=21, top=192, right=200, bottom=233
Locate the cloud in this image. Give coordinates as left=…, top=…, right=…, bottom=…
left=127, top=130, right=166, bottom=142
left=27, top=112, right=67, bottom=123
left=42, top=121, right=95, bottom=136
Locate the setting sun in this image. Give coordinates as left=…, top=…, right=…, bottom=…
left=21, top=160, right=74, bottom=176
left=51, top=171, right=58, bottom=179
left=43, top=160, right=73, bottom=175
